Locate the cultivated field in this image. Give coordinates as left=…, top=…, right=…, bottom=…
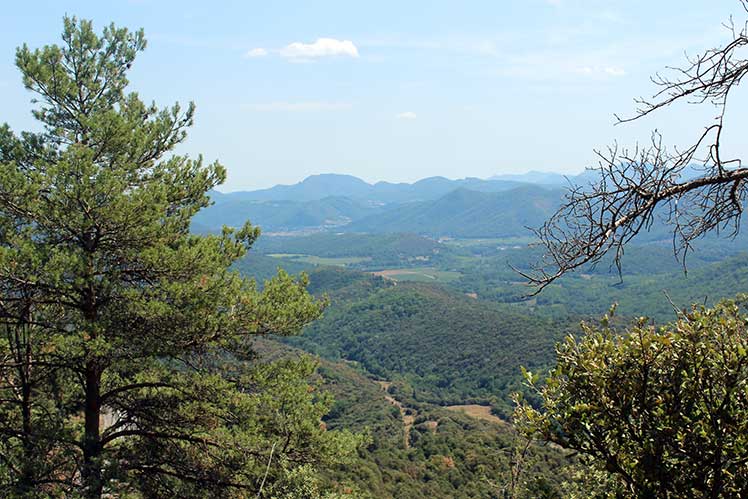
left=371, top=267, right=462, bottom=283
left=268, top=253, right=372, bottom=267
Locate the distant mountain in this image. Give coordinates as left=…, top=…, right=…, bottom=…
left=218, top=174, right=373, bottom=203
left=216, top=167, right=717, bottom=211
left=371, top=176, right=532, bottom=202
left=489, top=170, right=576, bottom=185
left=346, top=186, right=564, bottom=238
left=197, top=179, right=566, bottom=237
left=195, top=174, right=566, bottom=235
left=489, top=169, right=606, bottom=186
left=490, top=165, right=716, bottom=187
left=192, top=195, right=380, bottom=232
left=214, top=173, right=531, bottom=204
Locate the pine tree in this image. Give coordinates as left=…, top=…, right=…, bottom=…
left=0, top=17, right=360, bottom=498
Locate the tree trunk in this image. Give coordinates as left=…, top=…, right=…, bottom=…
left=17, top=323, right=36, bottom=495
left=82, top=361, right=102, bottom=499
left=80, top=250, right=104, bottom=499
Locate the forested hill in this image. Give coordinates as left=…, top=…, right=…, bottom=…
left=285, top=270, right=574, bottom=417
left=253, top=337, right=574, bottom=498
left=234, top=241, right=748, bottom=424
left=192, top=195, right=380, bottom=232
left=346, top=186, right=562, bottom=237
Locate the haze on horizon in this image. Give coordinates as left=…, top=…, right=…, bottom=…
left=2, top=0, right=748, bottom=191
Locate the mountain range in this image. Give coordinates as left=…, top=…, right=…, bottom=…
left=210, top=173, right=532, bottom=204
left=194, top=170, right=730, bottom=239
left=194, top=173, right=568, bottom=237
left=489, top=170, right=584, bottom=185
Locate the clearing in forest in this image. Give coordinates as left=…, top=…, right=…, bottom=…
left=371, top=267, right=461, bottom=283
left=445, top=405, right=505, bottom=425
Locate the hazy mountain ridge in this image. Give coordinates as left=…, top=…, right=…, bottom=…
left=192, top=195, right=382, bottom=233
left=198, top=173, right=566, bottom=236
left=213, top=173, right=534, bottom=204
left=489, top=170, right=582, bottom=185
left=198, top=170, right=745, bottom=241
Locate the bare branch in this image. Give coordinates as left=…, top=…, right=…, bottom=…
left=525, top=5, right=748, bottom=291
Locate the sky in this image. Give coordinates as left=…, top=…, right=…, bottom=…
left=1, top=0, right=747, bottom=191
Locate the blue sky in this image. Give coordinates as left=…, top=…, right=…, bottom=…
left=2, top=0, right=747, bottom=191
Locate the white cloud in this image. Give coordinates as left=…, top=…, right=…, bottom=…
left=280, top=38, right=359, bottom=60
left=248, top=101, right=352, bottom=112
left=246, top=47, right=268, bottom=58
left=396, top=111, right=417, bottom=120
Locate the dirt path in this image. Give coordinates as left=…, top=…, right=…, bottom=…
left=376, top=381, right=416, bottom=449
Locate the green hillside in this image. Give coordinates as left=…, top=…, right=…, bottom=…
left=253, top=338, right=574, bottom=498
left=193, top=195, right=379, bottom=232
left=233, top=241, right=748, bottom=497
left=533, top=252, right=748, bottom=321
left=288, top=281, right=572, bottom=416
left=237, top=247, right=748, bottom=426
left=347, top=187, right=563, bottom=238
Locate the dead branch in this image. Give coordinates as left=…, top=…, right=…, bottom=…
left=524, top=4, right=748, bottom=292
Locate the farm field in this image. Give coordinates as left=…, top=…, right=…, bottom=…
left=441, top=236, right=537, bottom=248
left=371, top=267, right=462, bottom=283
left=267, top=253, right=372, bottom=267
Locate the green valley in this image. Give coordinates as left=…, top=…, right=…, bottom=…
left=4, top=6, right=748, bottom=496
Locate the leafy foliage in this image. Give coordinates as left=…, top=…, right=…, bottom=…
left=515, top=299, right=748, bottom=498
